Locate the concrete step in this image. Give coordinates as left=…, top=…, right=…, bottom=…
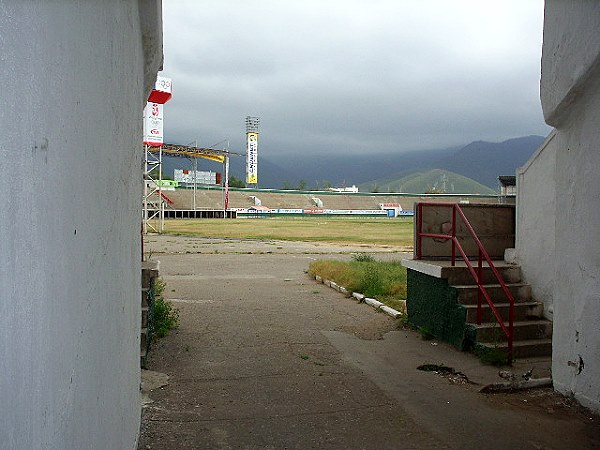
left=477, top=338, right=552, bottom=358
left=454, top=283, right=531, bottom=305
left=141, top=306, right=149, bottom=328
left=464, top=301, right=544, bottom=322
left=446, top=264, right=522, bottom=285
left=141, top=327, right=148, bottom=350
left=470, top=320, right=553, bottom=342
left=403, top=259, right=522, bottom=285
left=141, top=287, right=150, bottom=307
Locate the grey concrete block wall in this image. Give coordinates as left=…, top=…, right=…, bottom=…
left=415, top=203, right=516, bottom=259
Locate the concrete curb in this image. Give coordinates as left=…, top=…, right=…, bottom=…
left=313, top=275, right=404, bottom=319
left=479, top=377, right=553, bottom=393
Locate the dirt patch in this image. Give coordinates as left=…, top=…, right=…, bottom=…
left=488, top=387, right=599, bottom=418
left=417, top=363, right=473, bottom=385
left=334, top=316, right=398, bottom=340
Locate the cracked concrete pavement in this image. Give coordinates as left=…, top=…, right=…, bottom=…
left=138, top=235, right=599, bottom=450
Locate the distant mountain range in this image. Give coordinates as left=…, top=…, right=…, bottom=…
left=358, top=169, right=496, bottom=195
left=161, top=135, right=546, bottom=193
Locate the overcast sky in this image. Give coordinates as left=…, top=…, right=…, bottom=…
left=162, top=0, right=551, bottom=158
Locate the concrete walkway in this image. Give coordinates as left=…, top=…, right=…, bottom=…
left=139, top=236, right=599, bottom=450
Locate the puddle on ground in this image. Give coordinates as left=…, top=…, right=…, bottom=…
left=417, top=363, right=474, bottom=385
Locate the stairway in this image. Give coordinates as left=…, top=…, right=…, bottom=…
left=444, top=263, right=552, bottom=358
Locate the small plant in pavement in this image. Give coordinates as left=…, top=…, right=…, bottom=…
left=151, top=278, right=179, bottom=339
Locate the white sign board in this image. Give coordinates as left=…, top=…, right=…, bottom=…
left=155, top=76, right=172, bottom=94
left=143, top=102, right=163, bottom=146
left=174, top=169, right=217, bottom=185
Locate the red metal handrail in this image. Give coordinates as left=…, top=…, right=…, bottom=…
left=415, top=202, right=515, bottom=362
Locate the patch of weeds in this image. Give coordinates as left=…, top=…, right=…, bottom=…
left=418, top=326, right=435, bottom=340
left=396, top=313, right=409, bottom=328
left=355, top=263, right=382, bottom=298
left=352, top=253, right=375, bottom=263
left=313, top=361, right=325, bottom=366
left=299, top=354, right=310, bottom=360
left=379, top=297, right=406, bottom=313
left=476, top=325, right=510, bottom=366
left=312, top=290, right=320, bottom=294
left=478, top=346, right=509, bottom=366
left=308, top=258, right=407, bottom=311
left=151, top=278, right=180, bottom=339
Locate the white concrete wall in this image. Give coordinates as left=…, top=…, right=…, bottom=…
left=0, top=2, right=162, bottom=449
left=518, top=0, right=600, bottom=412
left=516, top=131, right=557, bottom=319
left=549, top=71, right=600, bottom=412
left=540, top=1, right=600, bottom=126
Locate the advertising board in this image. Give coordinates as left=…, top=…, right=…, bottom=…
left=148, top=76, right=172, bottom=104
left=174, top=169, right=217, bottom=185
left=246, top=132, right=258, bottom=184
left=143, top=102, right=163, bottom=146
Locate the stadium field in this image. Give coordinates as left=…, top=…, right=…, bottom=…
left=162, top=216, right=413, bottom=248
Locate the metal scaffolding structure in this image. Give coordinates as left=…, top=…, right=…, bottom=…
left=142, top=143, right=242, bottom=234
left=143, top=145, right=163, bottom=233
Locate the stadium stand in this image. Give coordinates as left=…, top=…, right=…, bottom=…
left=163, top=187, right=502, bottom=211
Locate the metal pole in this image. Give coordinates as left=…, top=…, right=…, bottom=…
left=451, top=205, right=456, bottom=266
left=224, top=154, right=230, bottom=217
left=416, top=203, right=423, bottom=260
left=477, top=249, right=483, bottom=324
left=159, top=146, right=164, bottom=233
left=193, top=140, right=197, bottom=211
left=143, top=144, right=148, bottom=234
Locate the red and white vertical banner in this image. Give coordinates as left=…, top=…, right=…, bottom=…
left=143, top=102, right=164, bottom=146
left=143, top=75, right=172, bottom=146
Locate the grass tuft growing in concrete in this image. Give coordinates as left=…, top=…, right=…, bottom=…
left=151, top=278, right=180, bottom=339
left=308, top=258, right=407, bottom=311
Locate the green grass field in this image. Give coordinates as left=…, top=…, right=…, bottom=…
left=163, top=216, right=414, bottom=248
left=308, top=256, right=408, bottom=311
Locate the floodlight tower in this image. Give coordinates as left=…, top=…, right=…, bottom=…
left=245, top=116, right=260, bottom=186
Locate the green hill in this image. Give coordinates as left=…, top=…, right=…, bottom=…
left=359, top=169, right=496, bottom=194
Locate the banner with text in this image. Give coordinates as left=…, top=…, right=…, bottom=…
left=143, top=102, right=163, bottom=146
left=246, top=132, right=258, bottom=184
left=174, top=169, right=218, bottom=185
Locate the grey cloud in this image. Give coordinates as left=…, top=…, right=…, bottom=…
left=162, top=1, right=551, bottom=157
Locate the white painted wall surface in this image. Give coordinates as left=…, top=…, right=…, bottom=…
left=516, top=132, right=557, bottom=319
left=540, top=1, right=600, bottom=126
left=522, top=0, right=600, bottom=412
left=550, top=73, right=600, bottom=412
left=0, top=2, right=162, bottom=448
